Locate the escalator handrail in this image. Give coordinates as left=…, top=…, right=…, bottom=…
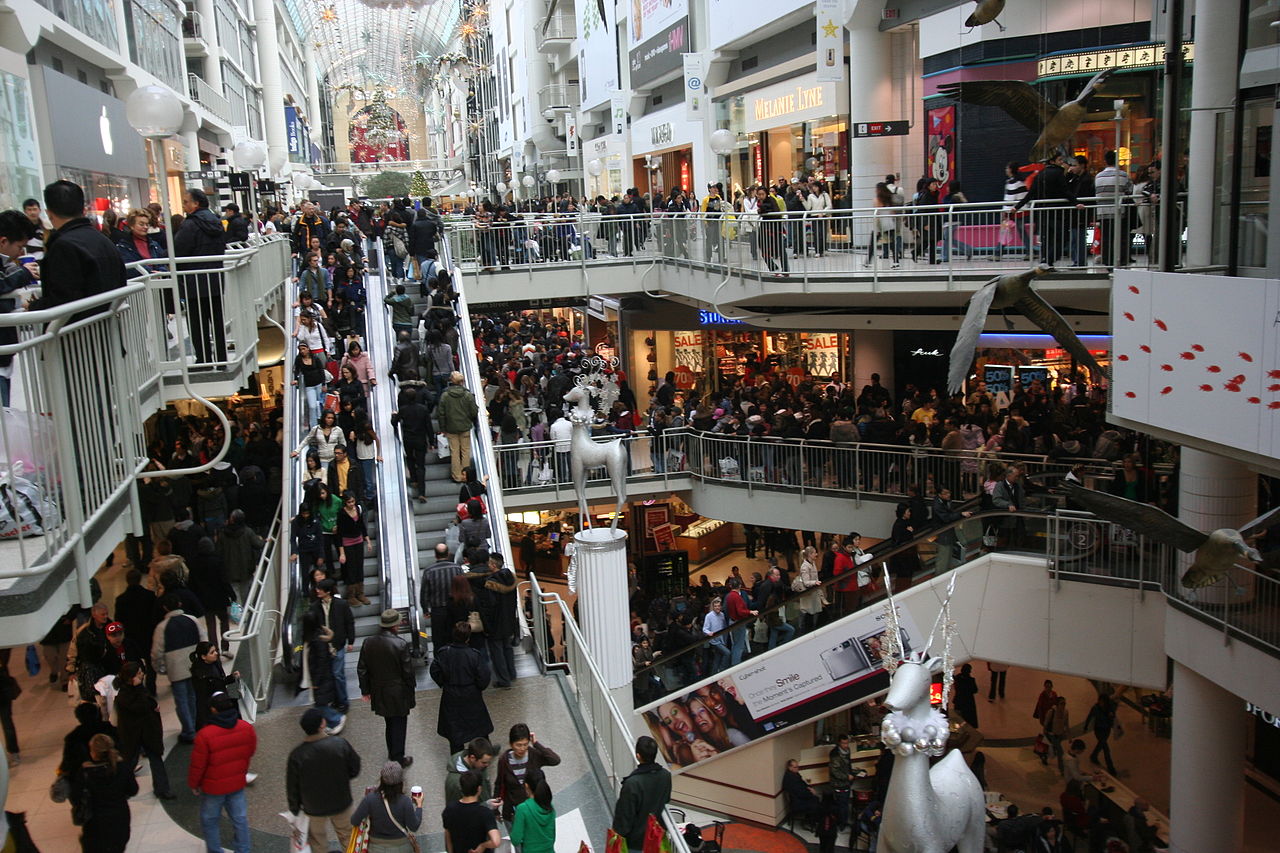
left=441, top=239, right=518, bottom=599
left=365, top=240, right=422, bottom=648
left=278, top=361, right=309, bottom=672
left=223, top=495, right=284, bottom=644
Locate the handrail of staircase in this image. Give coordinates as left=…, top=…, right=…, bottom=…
left=224, top=496, right=283, bottom=645
left=442, top=236, right=519, bottom=621
left=526, top=574, right=692, bottom=853
left=365, top=241, right=422, bottom=650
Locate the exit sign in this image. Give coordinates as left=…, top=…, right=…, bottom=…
left=854, top=121, right=909, bottom=138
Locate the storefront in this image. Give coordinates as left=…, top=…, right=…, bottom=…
left=630, top=319, right=854, bottom=400
left=948, top=332, right=1112, bottom=400
left=715, top=71, right=850, bottom=194
left=582, top=132, right=627, bottom=200
left=925, top=39, right=1195, bottom=201
left=0, top=53, right=42, bottom=210
left=36, top=65, right=151, bottom=214
left=630, top=107, right=699, bottom=198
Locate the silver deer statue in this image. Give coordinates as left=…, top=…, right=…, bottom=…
left=562, top=361, right=628, bottom=530
left=877, top=573, right=985, bottom=853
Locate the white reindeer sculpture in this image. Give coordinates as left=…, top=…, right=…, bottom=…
left=877, top=573, right=985, bottom=853
left=562, top=382, right=628, bottom=531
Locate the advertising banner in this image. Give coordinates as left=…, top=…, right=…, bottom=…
left=628, top=0, right=689, bottom=88
left=805, top=333, right=841, bottom=377
left=927, top=105, right=956, bottom=201
left=673, top=329, right=704, bottom=388
left=683, top=53, right=706, bottom=122
left=815, top=0, right=844, bottom=83
left=285, top=106, right=307, bottom=163
left=578, top=0, right=618, bottom=110
left=639, top=604, right=922, bottom=770
left=610, top=91, right=627, bottom=137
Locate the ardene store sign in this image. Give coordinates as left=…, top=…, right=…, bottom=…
left=743, top=72, right=847, bottom=133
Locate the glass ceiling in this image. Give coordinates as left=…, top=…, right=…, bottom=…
left=282, top=0, right=463, bottom=90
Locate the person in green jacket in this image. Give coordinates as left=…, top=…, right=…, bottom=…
left=436, top=371, right=479, bottom=483
left=509, top=767, right=556, bottom=853
left=382, top=283, right=415, bottom=337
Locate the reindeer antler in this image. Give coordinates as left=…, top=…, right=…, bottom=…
left=573, top=355, right=621, bottom=419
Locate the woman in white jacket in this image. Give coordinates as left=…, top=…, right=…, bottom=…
left=804, top=180, right=833, bottom=256
left=865, top=183, right=901, bottom=268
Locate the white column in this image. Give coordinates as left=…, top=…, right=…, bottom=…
left=304, top=40, right=323, bottom=150
left=1184, top=0, right=1240, bottom=266
left=194, top=0, right=224, bottom=93
left=573, top=527, right=632, bottom=691
left=251, top=0, right=288, bottom=174
left=845, top=0, right=896, bottom=210
left=1177, top=448, right=1256, bottom=604
left=183, top=129, right=201, bottom=171
left=1169, top=663, right=1245, bottom=852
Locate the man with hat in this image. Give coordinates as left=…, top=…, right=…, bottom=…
left=357, top=609, right=417, bottom=768
left=287, top=707, right=361, bottom=852
left=99, top=620, right=145, bottom=678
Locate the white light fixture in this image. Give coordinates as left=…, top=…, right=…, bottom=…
left=268, top=148, right=288, bottom=175
left=495, top=181, right=508, bottom=193
left=587, top=158, right=604, bottom=176
left=521, top=174, right=536, bottom=188
left=125, top=85, right=184, bottom=139
left=233, top=140, right=267, bottom=170
left=546, top=169, right=561, bottom=183
left=709, top=128, right=737, bottom=155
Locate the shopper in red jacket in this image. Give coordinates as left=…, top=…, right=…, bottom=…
left=189, top=693, right=257, bottom=853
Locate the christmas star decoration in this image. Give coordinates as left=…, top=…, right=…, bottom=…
left=361, top=29, right=373, bottom=44
left=415, top=51, right=434, bottom=66
left=319, top=5, right=336, bottom=22
left=822, top=19, right=838, bottom=37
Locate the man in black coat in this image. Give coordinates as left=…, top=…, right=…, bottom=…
left=428, top=622, right=492, bottom=753
left=390, top=384, right=432, bottom=498
left=477, top=552, right=517, bottom=688
left=221, top=204, right=250, bottom=244
left=174, top=188, right=229, bottom=364
left=612, top=737, right=672, bottom=851
left=113, top=570, right=158, bottom=683
left=30, top=181, right=126, bottom=316
left=357, top=609, right=416, bottom=767
left=312, top=580, right=355, bottom=711
left=1014, top=152, right=1075, bottom=266
left=420, top=543, right=463, bottom=655
left=286, top=707, right=361, bottom=851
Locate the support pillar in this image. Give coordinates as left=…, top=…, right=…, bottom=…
left=182, top=129, right=201, bottom=172
left=1177, top=447, right=1256, bottom=604
left=844, top=0, right=896, bottom=210
left=251, top=0, right=288, bottom=175
left=1184, top=0, right=1240, bottom=266
left=194, top=0, right=224, bottom=94
left=1170, top=662, right=1245, bottom=853
left=573, top=527, right=633, bottom=693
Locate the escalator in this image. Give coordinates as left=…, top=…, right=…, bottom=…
left=625, top=506, right=1068, bottom=770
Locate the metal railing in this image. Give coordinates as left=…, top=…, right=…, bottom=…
left=536, top=9, right=576, bottom=49
left=224, top=496, right=283, bottom=715
left=526, top=574, right=692, bottom=853
left=491, top=428, right=1118, bottom=505
left=182, top=10, right=202, bottom=38
left=446, top=196, right=1188, bottom=289
left=188, top=73, right=232, bottom=125
left=0, top=237, right=287, bottom=604
left=536, top=83, right=575, bottom=116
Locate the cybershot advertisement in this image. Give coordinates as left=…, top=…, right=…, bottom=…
left=638, top=604, right=921, bottom=770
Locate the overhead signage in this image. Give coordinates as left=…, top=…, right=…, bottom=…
left=854, top=120, right=910, bottom=138
left=630, top=5, right=689, bottom=88
left=185, top=169, right=219, bottom=182
left=743, top=73, right=846, bottom=134
left=285, top=106, right=307, bottom=163
left=610, top=91, right=627, bottom=137
left=1036, top=41, right=1195, bottom=78
left=815, top=0, right=844, bottom=83
left=683, top=52, right=706, bottom=121
left=699, top=310, right=744, bottom=326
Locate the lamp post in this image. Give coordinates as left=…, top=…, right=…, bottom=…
left=126, top=85, right=185, bottom=279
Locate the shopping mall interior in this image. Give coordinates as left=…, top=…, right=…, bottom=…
left=0, top=0, right=1277, bottom=850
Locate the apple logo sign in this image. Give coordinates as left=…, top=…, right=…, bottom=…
left=99, top=106, right=113, bottom=156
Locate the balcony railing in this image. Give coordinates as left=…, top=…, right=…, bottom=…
left=491, top=428, right=1123, bottom=504
left=536, top=83, right=575, bottom=116
left=0, top=236, right=289, bottom=600
left=188, top=72, right=232, bottom=124
left=536, top=10, right=576, bottom=52
left=182, top=10, right=203, bottom=39
left=445, top=196, right=1189, bottom=287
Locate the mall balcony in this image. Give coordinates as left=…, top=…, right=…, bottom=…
left=445, top=198, right=1170, bottom=331
left=0, top=236, right=290, bottom=646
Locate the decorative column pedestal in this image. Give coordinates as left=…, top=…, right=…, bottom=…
left=1178, top=447, right=1257, bottom=604
left=1170, top=663, right=1245, bottom=853
left=573, top=526, right=635, bottom=715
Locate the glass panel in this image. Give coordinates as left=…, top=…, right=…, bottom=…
left=0, top=71, right=43, bottom=210
left=33, top=0, right=119, bottom=51
left=127, top=0, right=184, bottom=90
left=1237, top=97, right=1271, bottom=268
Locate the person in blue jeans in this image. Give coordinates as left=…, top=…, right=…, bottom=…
left=189, top=693, right=256, bottom=853
left=152, top=594, right=204, bottom=743
left=702, top=596, right=731, bottom=674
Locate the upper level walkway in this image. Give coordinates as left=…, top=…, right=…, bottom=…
left=446, top=198, right=1185, bottom=321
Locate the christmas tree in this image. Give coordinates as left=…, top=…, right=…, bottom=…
left=409, top=170, right=430, bottom=197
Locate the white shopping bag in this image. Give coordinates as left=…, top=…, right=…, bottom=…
left=279, top=811, right=311, bottom=853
